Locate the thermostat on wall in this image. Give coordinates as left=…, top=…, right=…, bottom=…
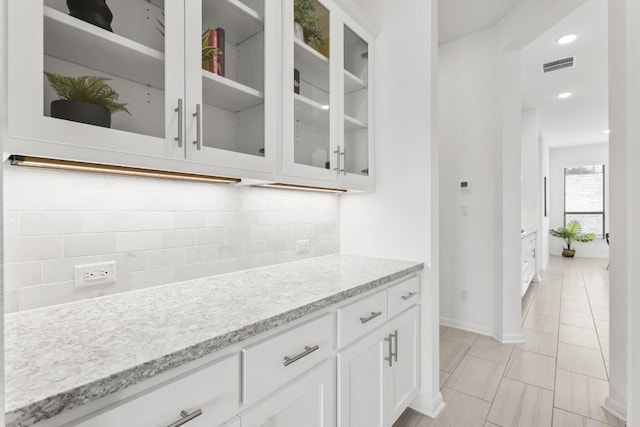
left=460, top=181, right=470, bottom=190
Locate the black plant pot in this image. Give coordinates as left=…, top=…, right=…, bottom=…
left=67, top=0, right=113, bottom=32
left=51, top=100, right=111, bottom=128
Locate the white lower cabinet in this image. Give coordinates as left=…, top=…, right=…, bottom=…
left=337, top=305, right=420, bottom=427
left=240, top=360, right=336, bottom=427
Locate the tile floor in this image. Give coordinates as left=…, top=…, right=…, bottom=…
left=394, top=256, right=626, bottom=427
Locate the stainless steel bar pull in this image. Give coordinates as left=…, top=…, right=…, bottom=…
left=174, top=98, right=183, bottom=148
left=340, top=148, right=346, bottom=175
left=193, top=104, right=202, bottom=150
left=333, top=145, right=341, bottom=175
left=391, top=330, right=398, bottom=362
left=401, top=292, right=418, bottom=301
left=360, top=311, right=382, bottom=324
left=166, top=409, right=203, bottom=427
left=384, top=334, right=393, bottom=367
left=283, top=345, right=319, bottom=367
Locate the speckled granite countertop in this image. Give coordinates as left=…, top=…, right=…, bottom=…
left=5, top=254, right=423, bottom=427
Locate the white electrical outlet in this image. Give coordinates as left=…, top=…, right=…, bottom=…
left=295, top=239, right=310, bottom=254
left=460, top=290, right=468, bottom=302
left=74, top=261, right=116, bottom=288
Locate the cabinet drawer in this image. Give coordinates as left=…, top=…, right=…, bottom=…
left=242, top=313, right=334, bottom=406
left=388, top=275, right=420, bottom=318
left=76, top=354, right=240, bottom=427
left=337, top=290, right=387, bottom=348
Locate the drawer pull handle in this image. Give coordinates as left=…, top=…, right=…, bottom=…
left=401, top=292, right=418, bottom=301
left=283, top=345, right=319, bottom=367
left=174, top=98, right=183, bottom=148
left=166, top=409, right=203, bottom=427
left=360, top=311, right=383, bottom=324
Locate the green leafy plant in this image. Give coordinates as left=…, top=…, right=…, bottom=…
left=549, top=220, right=596, bottom=250
left=294, top=0, right=324, bottom=45
left=44, top=72, right=130, bottom=115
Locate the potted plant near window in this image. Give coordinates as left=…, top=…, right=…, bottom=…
left=549, top=220, right=596, bottom=257
left=45, top=72, right=130, bottom=128
left=294, top=0, right=325, bottom=49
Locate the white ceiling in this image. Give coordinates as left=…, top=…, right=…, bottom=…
left=521, top=0, right=608, bottom=148
left=438, top=0, right=522, bottom=44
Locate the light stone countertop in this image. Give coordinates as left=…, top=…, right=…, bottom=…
left=521, top=229, right=537, bottom=238
left=5, top=254, right=423, bottom=427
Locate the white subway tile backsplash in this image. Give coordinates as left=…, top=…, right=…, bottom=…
left=5, top=236, right=63, bottom=262
left=195, top=228, right=226, bottom=245
left=147, top=248, right=187, bottom=269
left=42, top=256, right=102, bottom=283
left=174, top=212, right=207, bottom=229
left=161, top=230, right=196, bottom=248
left=5, top=262, right=42, bottom=289
left=21, top=212, right=83, bottom=236
left=4, top=165, right=340, bottom=312
left=64, top=234, right=117, bottom=257
left=82, top=213, right=133, bottom=233
left=116, top=231, right=162, bottom=252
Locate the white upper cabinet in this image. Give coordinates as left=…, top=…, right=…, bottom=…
left=183, top=0, right=279, bottom=180
left=7, top=0, right=185, bottom=163
left=282, top=0, right=375, bottom=191
left=5, top=0, right=376, bottom=190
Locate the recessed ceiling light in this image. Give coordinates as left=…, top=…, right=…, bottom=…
left=557, top=92, right=572, bottom=99
left=604, top=129, right=611, bottom=134
left=320, top=105, right=330, bottom=110
left=557, top=34, right=577, bottom=45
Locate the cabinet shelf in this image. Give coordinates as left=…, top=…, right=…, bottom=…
left=344, top=115, right=367, bottom=131
left=344, top=70, right=366, bottom=93
left=294, top=94, right=329, bottom=127
left=203, top=70, right=264, bottom=111
left=43, top=6, right=165, bottom=90
left=294, top=39, right=329, bottom=93
left=203, top=0, right=264, bottom=45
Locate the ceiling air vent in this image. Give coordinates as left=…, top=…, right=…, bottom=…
left=542, top=57, right=575, bottom=73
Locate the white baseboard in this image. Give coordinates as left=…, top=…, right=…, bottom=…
left=603, top=396, right=627, bottom=422
left=440, top=317, right=494, bottom=337
left=410, top=392, right=445, bottom=419
left=440, top=317, right=525, bottom=344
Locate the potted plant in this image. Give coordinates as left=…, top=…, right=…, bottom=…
left=549, top=220, right=596, bottom=257
left=294, top=0, right=325, bottom=47
left=67, top=0, right=113, bottom=32
left=45, top=72, right=130, bottom=128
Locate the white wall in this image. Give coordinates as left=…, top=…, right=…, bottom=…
left=3, top=165, right=340, bottom=312
left=341, top=0, right=442, bottom=417
left=521, top=109, right=539, bottom=232
left=438, top=29, right=500, bottom=336
left=548, top=143, right=609, bottom=259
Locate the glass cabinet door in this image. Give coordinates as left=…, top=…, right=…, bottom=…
left=184, top=0, right=275, bottom=175
left=342, top=24, right=370, bottom=179
left=283, top=0, right=336, bottom=181
left=7, top=0, right=184, bottom=160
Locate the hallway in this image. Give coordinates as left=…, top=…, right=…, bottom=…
left=395, top=256, right=625, bottom=427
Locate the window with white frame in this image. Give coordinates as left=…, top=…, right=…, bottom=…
left=564, top=165, right=605, bottom=238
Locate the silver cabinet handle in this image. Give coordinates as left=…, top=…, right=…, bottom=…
left=340, top=148, right=346, bottom=175
left=174, top=98, right=183, bottom=148
left=360, top=311, right=382, bottom=324
left=384, top=333, right=393, bottom=367
left=401, top=292, right=418, bottom=301
left=193, top=104, right=202, bottom=150
left=283, top=345, right=319, bottom=367
left=166, top=409, right=203, bottom=427
left=333, top=145, right=341, bottom=175
left=392, top=330, right=398, bottom=362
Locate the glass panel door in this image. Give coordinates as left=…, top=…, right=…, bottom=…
left=42, top=0, right=170, bottom=141
left=343, top=24, right=369, bottom=177
left=292, top=0, right=332, bottom=172
left=200, top=0, right=266, bottom=158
